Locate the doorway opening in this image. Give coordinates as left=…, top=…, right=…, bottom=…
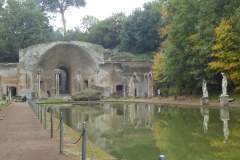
left=116, top=85, right=123, bottom=95
left=58, top=66, right=70, bottom=94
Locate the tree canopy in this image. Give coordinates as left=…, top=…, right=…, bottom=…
left=0, top=0, right=52, bottom=62
left=152, top=0, right=240, bottom=95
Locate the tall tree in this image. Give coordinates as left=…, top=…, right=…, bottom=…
left=208, top=18, right=240, bottom=91
left=52, top=0, right=85, bottom=37
left=80, top=15, right=99, bottom=33
left=35, top=0, right=86, bottom=37
left=88, top=12, right=126, bottom=48
left=120, top=1, right=162, bottom=54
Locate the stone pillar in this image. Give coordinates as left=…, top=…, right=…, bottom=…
left=122, top=77, right=127, bottom=98
left=77, top=70, right=81, bottom=92
left=9, top=87, right=11, bottom=100
left=95, top=69, right=99, bottom=86
left=55, top=69, right=60, bottom=98
left=37, top=70, right=41, bottom=99
left=200, top=97, right=209, bottom=105
left=220, top=95, right=229, bottom=107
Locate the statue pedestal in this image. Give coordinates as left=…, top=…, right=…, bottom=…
left=200, top=97, right=209, bottom=105
left=220, top=95, right=229, bottom=107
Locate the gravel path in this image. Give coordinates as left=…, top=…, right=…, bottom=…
left=0, top=102, right=67, bottom=160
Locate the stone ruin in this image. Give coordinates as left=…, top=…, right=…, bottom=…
left=0, top=41, right=153, bottom=100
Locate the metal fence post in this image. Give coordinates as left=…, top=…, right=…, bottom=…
left=38, top=104, right=40, bottom=119
left=82, top=122, right=86, bottom=160
left=60, top=112, right=63, bottom=154
left=40, top=105, right=42, bottom=123
left=159, top=155, right=165, bottom=160
left=44, top=107, right=46, bottom=129
left=51, top=109, right=53, bottom=138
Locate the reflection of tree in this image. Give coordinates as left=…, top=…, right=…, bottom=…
left=210, top=115, right=240, bottom=159
left=153, top=106, right=240, bottom=160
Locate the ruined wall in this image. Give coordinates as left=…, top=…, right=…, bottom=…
left=0, top=63, right=18, bottom=99
left=0, top=41, right=154, bottom=99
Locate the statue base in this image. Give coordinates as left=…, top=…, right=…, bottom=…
left=200, top=97, right=209, bottom=105
left=220, top=95, right=229, bottom=107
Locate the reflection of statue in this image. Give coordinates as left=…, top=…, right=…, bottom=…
left=200, top=107, right=209, bottom=134
left=220, top=107, right=230, bottom=143
left=221, top=73, right=227, bottom=96
left=222, top=120, right=229, bottom=143
left=202, top=79, right=208, bottom=98
left=203, top=115, right=209, bottom=134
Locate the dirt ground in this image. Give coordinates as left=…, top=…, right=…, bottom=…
left=116, top=96, right=240, bottom=108
left=0, top=102, right=67, bottom=160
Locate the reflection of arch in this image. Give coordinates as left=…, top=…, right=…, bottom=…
left=58, top=65, right=70, bottom=94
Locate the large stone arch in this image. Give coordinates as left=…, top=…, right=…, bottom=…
left=19, top=41, right=106, bottom=98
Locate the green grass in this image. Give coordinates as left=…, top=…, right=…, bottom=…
left=0, top=100, right=6, bottom=105
left=37, top=99, right=73, bottom=104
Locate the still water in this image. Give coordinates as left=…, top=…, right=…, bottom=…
left=50, top=103, right=240, bottom=160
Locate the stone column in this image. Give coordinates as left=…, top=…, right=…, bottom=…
left=9, top=87, right=11, bottom=100
left=95, top=69, right=99, bottom=86
left=123, top=78, right=127, bottom=98
left=55, top=69, right=60, bottom=98
left=77, top=70, right=81, bottom=92
left=37, top=70, right=41, bottom=99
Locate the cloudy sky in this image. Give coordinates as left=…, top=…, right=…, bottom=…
left=50, top=0, right=153, bottom=30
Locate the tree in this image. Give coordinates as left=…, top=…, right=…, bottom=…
left=88, top=12, right=126, bottom=48
left=80, top=15, right=99, bottom=33
left=47, top=0, right=86, bottom=37
left=208, top=18, right=240, bottom=91
left=120, top=1, right=162, bottom=54
left=0, top=0, right=52, bottom=61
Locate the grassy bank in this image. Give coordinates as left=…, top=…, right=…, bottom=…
left=0, top=100, right=7, bottom=105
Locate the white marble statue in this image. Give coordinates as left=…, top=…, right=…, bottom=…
left=221, top=72, right=227, bottom=96
left=202, top=79, right=208, bottom=98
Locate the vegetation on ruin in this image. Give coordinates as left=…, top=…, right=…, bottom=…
left=71, top=86, right=104, bottom=101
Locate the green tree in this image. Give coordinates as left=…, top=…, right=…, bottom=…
left=80, top=15, right=99, bottom=33
left=0, top=0, right=52, bottom=61
left=88, top=12, right=126, bottom=48
left=208, top=18, right=240, bottom=91
left=120, top=1, right=162, bottom=54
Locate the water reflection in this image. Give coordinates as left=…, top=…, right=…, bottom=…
left=200, top=106, right=209, bottom=134
left=48, top=103, right=240, bottom=160
left=220, top=107, right=229, bottom=143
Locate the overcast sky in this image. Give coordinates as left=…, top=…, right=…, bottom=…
left=50, top=0, right=153, bottom=30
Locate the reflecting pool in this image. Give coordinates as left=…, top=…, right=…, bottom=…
left=49, top=103, right=240, bottom=160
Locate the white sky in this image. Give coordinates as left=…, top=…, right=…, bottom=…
left=50, top=0, right=153, bottom=30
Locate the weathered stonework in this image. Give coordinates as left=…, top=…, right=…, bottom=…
left=0, top=41, right=153, bottom=99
